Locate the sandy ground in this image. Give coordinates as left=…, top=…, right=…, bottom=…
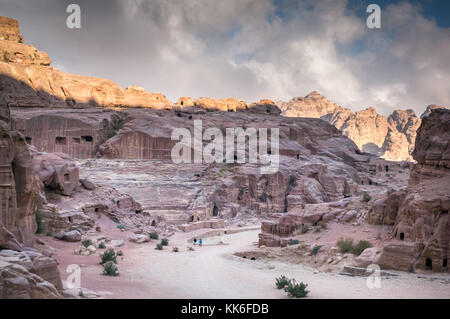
left=41, top=224, right=450, bottom=299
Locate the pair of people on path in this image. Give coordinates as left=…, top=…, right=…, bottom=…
left=193, top=238, right=203, bottom=247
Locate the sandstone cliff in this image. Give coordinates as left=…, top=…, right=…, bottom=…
left=281, top=92, right=427, bottom=162
left=367, top=108, right=450, bottom=272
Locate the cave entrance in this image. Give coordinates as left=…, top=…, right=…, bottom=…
left=385, top=165, right=389, bottom=172
left=212, top=204, right=219, bottom=217
left=443, top=258, right=448, bottom=268
left=425, top=258, right=432, bottom=270
left=81, top=136, right=93, bottom=142
left=55, top=136, right=67, bottom=145
left=64, top=173, right=70, bottom=181
left=189, top=215, right=194, bottom=222
left=400, top=232, right=405, bottom=240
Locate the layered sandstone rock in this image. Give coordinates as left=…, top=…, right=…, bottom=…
left=0, top=249, right=62, bottom=298
left=247, top=99, right=281, bottom=115
left=123, top=86, right=170, bottom=109
left=412, top=109, right=450, bottom=169
left=369, top=109, right=450, bottom=272
left=0, top=74, right=39, bottom=249
left=281, top=92, right=427, bottom=161
left=11, top=108, right=125, bottom=158
left=0, top=17, right=23, bottom=43
left=193, top=97, right=247, bottom=112
left=0, top=17, right=168, bottom=110
left=420, top=104, right=446, bottom=119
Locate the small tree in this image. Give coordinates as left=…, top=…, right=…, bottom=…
left=161, top=238, right=169, bottom=246
left=275, top=275, right=290, bottom=289
left=82, top=239, right=92, bottom=248
left=102, top=261, right=119, bottom=276
left=362, top=191, right=371, bottom=202
left=100, top=248, right=117, bottom=265
left=155, top=243, right=163, bottom=250
left=312, top=245, right=322, bottom=255
left=35, top=213, right=44, bottom=234
left=336, top=237, right=354, bottom=254
left=149, top=232, right=159, bottom=240
left=284, top=280, right=309, bottom=298
left=301, top=224, right=309, bottom=234
left=351, top=240, right=372, bottom=256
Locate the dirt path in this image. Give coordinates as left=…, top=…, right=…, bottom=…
left=52, top=228, right=450, bottom=299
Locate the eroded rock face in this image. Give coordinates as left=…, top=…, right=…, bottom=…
left=0, top=17, right=167, bottom=110
left=420, top=104, right=446, bottom=119
left=32, top=150, right=79, bottom=196
left=0, top=17, right=23, bottom=43
left=193, top=97, right=247, bottom=112
left=281, top=92, right=425, bottom=161
left=123, top=86, right=171, bottom=109
left=0, top=249, right=62, bottom=299
left=412, top=109, right=450, bottom=169
left=11, top=108, right=125, bottom=158
left=373, top=109, right=450, bottom=272
left=0, top=72, right=39, bottom=250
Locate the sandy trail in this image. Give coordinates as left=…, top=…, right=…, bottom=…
left=50, top=228, right=450, bottom=299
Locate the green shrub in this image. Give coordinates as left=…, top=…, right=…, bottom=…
left=301, top=224, right=309, bottom=234
left=102, top=261, right=119, bottom=276
left=275, top=275, right=290, bottom=289
left=161, top=238, right=169, bottom=246
left=288, top=239, right=299, bottom=246
left=289, top=175, right=297, bottom=187
left=98, top=242, right=106, bottom=249
left=100, top=248, right=117, bottom=265
left=284, top=280, right=309, bottom=298
left=259, top=193, right=267, bottom=202
left=117, top=224, right=125, bottom=230
left=351, top=240, right=372, bottom=256
left=82, top=239, right=92, bottom=248
left=35, top=213, right=44, bottom=234
left=312, top=245, right=322, bottom=255
left=155, top=243, right=163, bottom=250
left=362, top=192, right=371, bottom=202
left=318, top=221, right=327, bottom=229
left=336, top=237, right=354, bottom=254
left=149, top=232, right=159, bottom=240
left=237, top=188, right=245, bottom=200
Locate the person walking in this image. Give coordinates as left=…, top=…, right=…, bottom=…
left=193, top=238, right=197, bottom=245
left=199, top=238, right=203, bottom=247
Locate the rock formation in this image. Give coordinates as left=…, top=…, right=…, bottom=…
left=367, top=108, right=450, bottom=272
left=281, top=91, right=427, bottom=161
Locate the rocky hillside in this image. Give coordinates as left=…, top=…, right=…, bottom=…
left=366, top=108, right=450, bottom=272
left=280, top=92, right=447, bottom=162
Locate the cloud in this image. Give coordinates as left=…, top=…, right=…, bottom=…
left=1, top=0, right=449, bottom=115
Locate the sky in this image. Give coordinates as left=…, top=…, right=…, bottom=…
left=1, top=0, right=449, bottom=116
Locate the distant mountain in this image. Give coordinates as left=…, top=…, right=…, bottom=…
left=279, top=91, right=444, bottom=162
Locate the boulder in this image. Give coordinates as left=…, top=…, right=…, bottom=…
left=80, top=179, right=95, bottom=190
left=55, top=230, right=81, bottom=242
